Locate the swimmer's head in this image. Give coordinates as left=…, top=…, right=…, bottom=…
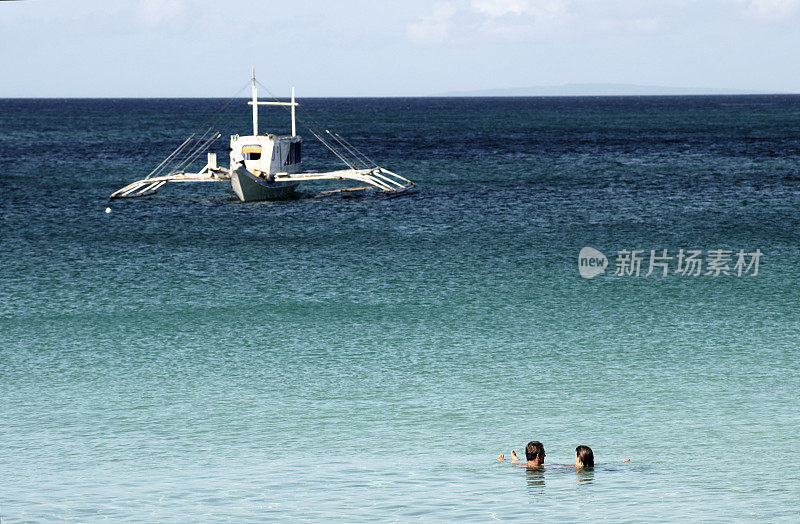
left=525, top=441, right=545, bottom=464
left=575, top=445, right=594, bottom=468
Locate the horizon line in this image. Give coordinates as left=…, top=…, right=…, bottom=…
left=1, top=92, right=799, bottom=100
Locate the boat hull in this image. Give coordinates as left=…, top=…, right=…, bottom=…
left=230, top=167, right=299, bottom=202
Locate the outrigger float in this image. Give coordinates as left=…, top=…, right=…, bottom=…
left=110, top=70, right=414, bottom=201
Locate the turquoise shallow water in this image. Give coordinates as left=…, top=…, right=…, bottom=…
left=1, top=96, right=800, bottom=521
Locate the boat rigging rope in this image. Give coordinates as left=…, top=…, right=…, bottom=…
left=305, top=128, right=356, bottom=169
left=170, top=130, right=221, bottom=174
left=149, top=80, right=251, bottom=178
left=325, top=130, right=378, bottom=169
left=145, top=134, right=195, bottom=179
left=254, top=79, right=373, bottom=171
left=330, top=131, right=380, bottom=168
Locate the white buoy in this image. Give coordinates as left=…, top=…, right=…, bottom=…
left=105, top=207, right=112, bottom=214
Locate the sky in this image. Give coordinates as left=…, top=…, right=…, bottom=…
left=1, top=0, right=800, bottom=97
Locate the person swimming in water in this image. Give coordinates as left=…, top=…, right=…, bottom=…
left=575, top=445, right=594, bottom=468
left=524, top=441, right=545, bottom=468
left=499, top=443, right=629, bottom=467
left=497, top=441, right=545, bottom=467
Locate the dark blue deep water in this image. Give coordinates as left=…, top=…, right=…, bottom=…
left=2, top=96, right=800, bottom=521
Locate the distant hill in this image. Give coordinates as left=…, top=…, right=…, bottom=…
left=434, top=83, right=780, bottom=97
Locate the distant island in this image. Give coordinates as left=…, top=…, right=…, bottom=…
left=434, top=83, right=782, bottom=97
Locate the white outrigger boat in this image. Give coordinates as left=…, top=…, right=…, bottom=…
left=110, top=70, right=414, bottom=201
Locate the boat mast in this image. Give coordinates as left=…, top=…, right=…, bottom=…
left=251, top=66, right=258, bottom=136
left=247, top=67, right=299, bottom=137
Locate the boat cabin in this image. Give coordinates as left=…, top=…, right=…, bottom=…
left=230, top=134, right=301, bottom=175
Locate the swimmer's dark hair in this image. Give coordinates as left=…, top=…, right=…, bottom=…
left=525, top=441, right=545, bottom=462
left=576, top=445, right=594, bottom=467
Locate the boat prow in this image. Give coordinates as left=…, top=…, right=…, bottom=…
left=230, top=166, right=299, bottom=202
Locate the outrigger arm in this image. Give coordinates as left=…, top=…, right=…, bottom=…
left=274, top=166, right=414, bottom=193
left=110, top=153, right=229, bottom=198
left=110, top=157, right=414, bottom=199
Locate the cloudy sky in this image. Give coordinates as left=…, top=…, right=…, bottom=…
left=2, top=0, right=799, bottom=96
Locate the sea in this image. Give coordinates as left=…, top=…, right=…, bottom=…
left=1, top=95, right=799, bottom=521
